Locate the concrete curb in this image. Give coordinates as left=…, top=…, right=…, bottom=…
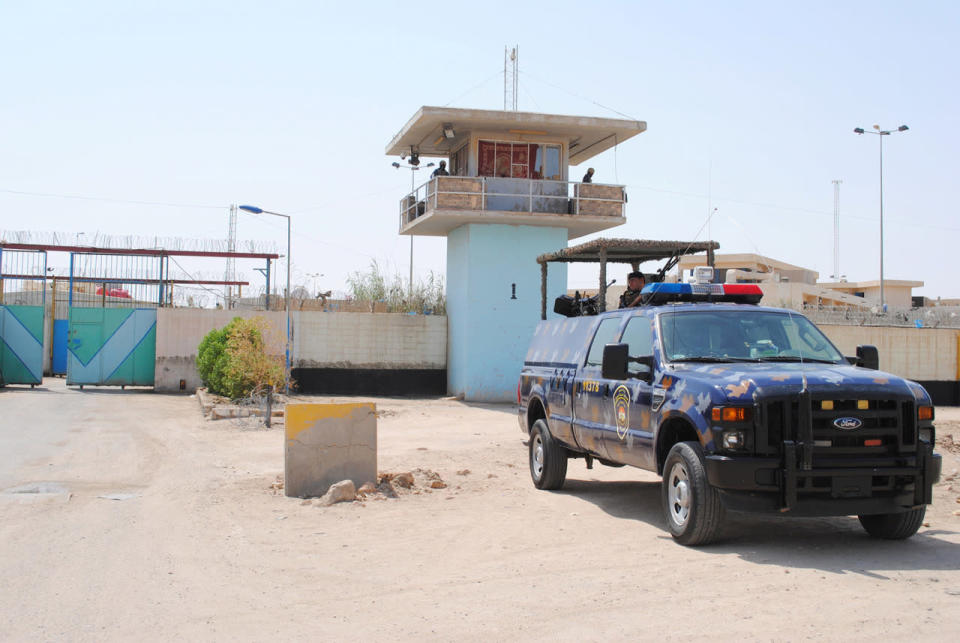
left=196, top=387, right=286, bottom=421
left=210, top=406, right=285, bottom=420
left=196, top=388, right=215, bottom=417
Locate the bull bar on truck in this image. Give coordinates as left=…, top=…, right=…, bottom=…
left=703, top=390, right=942, bottom=515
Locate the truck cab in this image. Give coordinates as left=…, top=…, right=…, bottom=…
left=518, top=282, right=942, bottom=545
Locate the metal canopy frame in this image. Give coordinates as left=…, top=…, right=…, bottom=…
left=537, top=238, right=719, bottom=319
left=1, top=241, right=278, bottom=309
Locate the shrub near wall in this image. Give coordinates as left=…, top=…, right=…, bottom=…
left=197, top=316, right=286, bottom=399
left=197, top=323, right=231, bottom=396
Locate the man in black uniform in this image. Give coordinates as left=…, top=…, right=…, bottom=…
left=619, top=271, right=646, bottom=308
left=582, top=167, right=595, bottom=183
left=432, top=160, right=449, bottom=177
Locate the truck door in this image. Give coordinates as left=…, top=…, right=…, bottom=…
left=572, top=315, right=624, bottom=458
left=602, top=315, right=656, bottom=470
left=545, top=363, right=577, bottom=444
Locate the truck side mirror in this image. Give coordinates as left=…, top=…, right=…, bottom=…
left=856, top=344, right=879, bottom=370
left=632, top=355, right=655, bottom=383
left=602, top=343, right=629, bottom=380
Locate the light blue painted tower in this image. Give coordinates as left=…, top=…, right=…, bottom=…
left=387, top=107, right=645, bottom=401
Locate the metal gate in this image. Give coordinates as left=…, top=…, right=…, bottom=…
left=66, top=308, right=157, bottom=386
left=65, top=252, right=161, bottom=388
left=0, top=249, right=46, bottom=386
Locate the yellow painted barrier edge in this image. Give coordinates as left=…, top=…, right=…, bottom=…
left=285, top=403, right=376, bottom=441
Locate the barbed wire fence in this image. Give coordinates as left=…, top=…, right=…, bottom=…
left=801, top=305, right=960, bottom=329
left=1, top=229, right=277, bottom=255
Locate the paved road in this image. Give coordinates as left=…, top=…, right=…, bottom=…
left=0, top=379, right=135, bottom=489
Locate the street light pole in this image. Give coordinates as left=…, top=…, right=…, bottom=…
left=238, top=204, right=291, bottom=394
left=853, top=124, right=908, bottom=311
left=409, top=170, right=415, bottom=294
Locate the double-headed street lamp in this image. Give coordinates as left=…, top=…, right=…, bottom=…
left=238, top=204, right=291, bottom=394
left=853, top=123, right=909, bottom=311
left=392, top=154, right=434, bottom=295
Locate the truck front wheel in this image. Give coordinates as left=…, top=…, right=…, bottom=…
left=858, top=507, right=926, bottom=540
left=662, top=442, right=725, bottom=546
left=529, top=419, right=567, bottom=490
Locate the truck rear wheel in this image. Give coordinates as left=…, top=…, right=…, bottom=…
left=858, top=507, right=926, bottom=540
left=529, top=419, right=567, bottom=490
left=662, top=442, right=725, bottom=546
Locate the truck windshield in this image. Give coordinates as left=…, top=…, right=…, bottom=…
left=659, top=310, right=845, bottom=364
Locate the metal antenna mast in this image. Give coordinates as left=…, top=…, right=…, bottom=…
left=225, top=203, right=237, bottom=308
left=831, top=180, right=842, bottom=281
left=504, top=46, right=518, bottom=111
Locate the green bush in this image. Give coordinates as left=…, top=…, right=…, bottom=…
left=197, top=321, right=233, bottom=396
left=197, top=317, right=286, bottom=399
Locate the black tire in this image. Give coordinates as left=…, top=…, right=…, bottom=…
left=858, top=507, right=926, bottom=540
left=529, top=419, right=567, bottom=490
left=661, top=441, right=725, bottom=546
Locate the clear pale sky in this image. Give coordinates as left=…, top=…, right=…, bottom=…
left=2, top=1, right=957, bottom=302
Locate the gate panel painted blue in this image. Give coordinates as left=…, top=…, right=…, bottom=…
left=52, top=319, right=69, bottom=375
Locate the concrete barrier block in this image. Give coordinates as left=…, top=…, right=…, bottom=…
left=284, top=403, right=377, bottom=498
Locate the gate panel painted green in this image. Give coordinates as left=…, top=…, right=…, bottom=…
left=0, top=305, right=44, bottom=385
left=66, top=308, right=157, bottom=386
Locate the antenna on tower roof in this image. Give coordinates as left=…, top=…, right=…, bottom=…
left=504, top=45, right=518, bottom=111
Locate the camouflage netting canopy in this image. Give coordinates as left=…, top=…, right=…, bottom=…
left=536, top=238, right=718, bottom=265
left=537, top=238, right=719, bottom=319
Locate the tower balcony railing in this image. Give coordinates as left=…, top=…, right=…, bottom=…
left=398, top=176, right=626, bottom=232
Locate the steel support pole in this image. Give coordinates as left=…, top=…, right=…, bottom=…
left=157, top=255, right=164, bottom=307
left=540, top=261, right=547, bottom=320
left=599, top=248, right=608, bottom=313
left=265, top=258, right=271, bottom=311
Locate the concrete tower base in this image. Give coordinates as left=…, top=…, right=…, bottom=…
left=446, top=223, right=568, bottom=402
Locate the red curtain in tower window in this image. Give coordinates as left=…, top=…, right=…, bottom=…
left=478, top=141, right=496, bottom=176
left=478, top=141, right=537, bottom=178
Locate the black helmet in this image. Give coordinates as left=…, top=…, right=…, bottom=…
left=628, top=271, right=645, bottom=281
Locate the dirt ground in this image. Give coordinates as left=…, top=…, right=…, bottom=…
left=1, top=380, right=959, bottom=641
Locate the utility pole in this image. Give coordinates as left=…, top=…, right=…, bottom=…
left=831, top=180, right=842, bottom=281
left=225, top=204, right=237, bottom=308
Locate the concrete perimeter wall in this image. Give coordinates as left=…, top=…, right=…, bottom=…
left=155, top=310, right=958, bottom=401
left=818, top=325, right=958, bottom=382
left=155, top=309, right=287, bottom=392
left=293, top=312, right=445, bottom=369
left=155, top=309, right=446, bottom=393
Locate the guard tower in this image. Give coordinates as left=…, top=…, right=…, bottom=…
left=386, top=106, right=645, bottom=401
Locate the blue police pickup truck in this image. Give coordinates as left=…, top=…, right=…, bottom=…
left=517, top=282, right=942, bottom=545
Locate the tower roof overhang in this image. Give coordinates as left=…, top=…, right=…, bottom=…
left=386, top=106, right=646, bottom=165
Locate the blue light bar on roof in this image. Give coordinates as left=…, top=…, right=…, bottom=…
left=639, top=282, right=763, bottom=305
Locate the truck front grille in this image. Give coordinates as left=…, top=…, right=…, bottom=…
left=760, top=397, right=915, bottom=459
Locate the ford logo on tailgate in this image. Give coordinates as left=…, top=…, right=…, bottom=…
left=833, top=417, right=863, bottom=430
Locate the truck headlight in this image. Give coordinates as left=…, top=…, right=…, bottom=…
left=722, top=431, right=745, bottom=449
left=919, top=428, right=934, bottom=444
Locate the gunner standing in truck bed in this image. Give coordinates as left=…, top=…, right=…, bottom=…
left=619, top=271, right=646, bottom=308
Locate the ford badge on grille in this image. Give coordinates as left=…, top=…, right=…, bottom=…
left=833, top=417, right=863, bottom=430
